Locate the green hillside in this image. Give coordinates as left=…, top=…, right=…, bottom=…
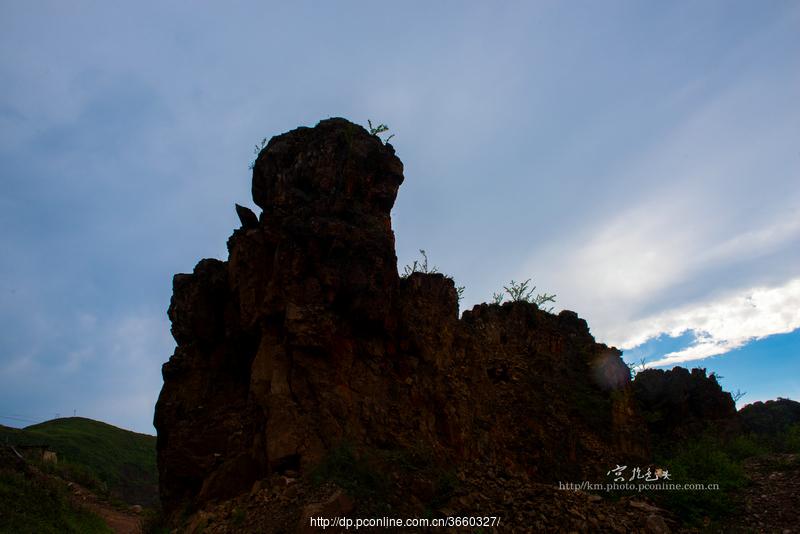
left=0, top=417, right=157, bottom=506
left=0, top=447, right=112, bottom=534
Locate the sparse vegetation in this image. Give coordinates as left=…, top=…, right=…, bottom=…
left=38, top=459, right=107, bottom=496
left=309, top=442, right=459, bottom=514
left=231, top=507, right=246, bottom=526
left=248, top=137, right=268, bottom=170
left=401, top=249, right=465, bottom=305
left=402, top=249, right=439, bottom=277
left=732, top=389, right=747, bottom=402
left=309, top=443, right=388, bottom=500
left=786, top=423, right=800, bottom=452
left=625, top=357, right=649, bottom=378
left=492, top=279, right=556, bottom=312
left=367, top=120, right=394, bottom=145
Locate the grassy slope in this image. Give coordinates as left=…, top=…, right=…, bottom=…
left=0, top=468, right=112, bottom=534
left=0, top=417, right=157, bottom=506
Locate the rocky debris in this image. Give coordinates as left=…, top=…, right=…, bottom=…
left=716, top=453, right=800, bottom=533
left=181, top=476, right=344, bottom=534
left=179, top=464, right=682, bottom=534
left=739, top=398, right=800, bottom=435
left=297, top=489, right=354, bottom=534
left=632, top=367, right=739, bottom=446
left=155, top=118, right=650, bottom=526
left=448, top=463, right=678, bottom=534
left=644, top=513, right=671, bottom=534
left=629, top=500, right=666, bottom=514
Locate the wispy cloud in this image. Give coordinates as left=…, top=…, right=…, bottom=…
left=516, top=50, right=800, bottom=366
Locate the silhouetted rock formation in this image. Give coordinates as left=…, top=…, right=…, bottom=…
left=234, top=203, right=258, bottom=230
left=739, top=397, right=800, bottom=435
left=632, top=367, right=739, bottom=446
left=154, top=118, right=649, bottom=517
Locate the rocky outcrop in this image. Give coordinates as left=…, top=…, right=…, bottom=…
left=739, top=397, right=800, bottom=435
left=154, top=118, right=649, bottom=517
left=632, top=367, right=739, bottom=447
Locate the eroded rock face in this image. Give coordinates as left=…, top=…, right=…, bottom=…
left=632, top=367, right=739, bottom=446
left=154, top=118, right=648, bottom=515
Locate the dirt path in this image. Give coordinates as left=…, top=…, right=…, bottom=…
left=68, top=481, right=143, bottom=534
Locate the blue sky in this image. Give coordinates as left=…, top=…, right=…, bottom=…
left=1, top=1, right=798, bottom=433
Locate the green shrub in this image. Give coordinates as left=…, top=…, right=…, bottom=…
left=492, top=279, right=556, bottom=312
left=784, top=423, right=800, bottom=453
left=725, top=434, right=768, bottom=461
left=231, top=507, right=246, bottom=526
left=367, top=120, right=394, bottom=144
left=654, top=435, right=747, bottom=523
left=654, top=424, right=800, bottom=523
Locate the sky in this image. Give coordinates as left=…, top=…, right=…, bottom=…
left=1, top=1, right=798, bottom=434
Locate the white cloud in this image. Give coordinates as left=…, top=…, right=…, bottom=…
left=613, top=277, right=800, bottom=366
left=532, top=199, right=800, bottom=367
left=525, top=197, right=800, bottom=343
